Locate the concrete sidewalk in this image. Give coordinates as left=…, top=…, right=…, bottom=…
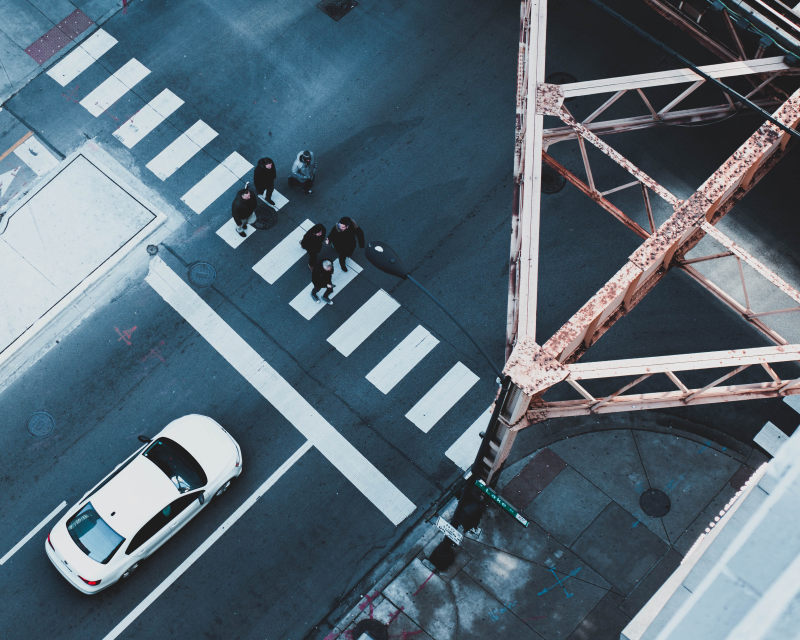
left=329, top=425, right=767, bottom=640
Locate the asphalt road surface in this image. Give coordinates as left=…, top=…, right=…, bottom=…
left=1, top=1, right=798, bottom=639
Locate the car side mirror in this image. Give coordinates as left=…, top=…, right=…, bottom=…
left=137, top=435, right=151, bottom=443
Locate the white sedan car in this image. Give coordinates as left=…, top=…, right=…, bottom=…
left=46, top=415, right=242, bottom=594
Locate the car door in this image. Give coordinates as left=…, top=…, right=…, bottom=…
left=126, top=491, right=205, bottom=560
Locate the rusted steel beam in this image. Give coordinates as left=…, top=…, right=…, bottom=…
left=641, top=0, right=741, bottom=62
left=543, top=100, right=782, bottom=145
left=507, top=0, right=547, bottom=359
left=541, top=152, right=650, bottom=239
left=522, top=382, right=800, bottom=422
left=507, top=88, right=800, bottom=378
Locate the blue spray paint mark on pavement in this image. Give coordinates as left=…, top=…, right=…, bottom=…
left=488, top=600, right=518, bottom=622
left=537, top=566, right=582, bottom=598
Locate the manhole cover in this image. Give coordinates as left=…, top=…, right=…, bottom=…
left=318, top=0, right=358, bottom=21
left=188, top=262, right=216, bottom=287
left=146, top=244, right=159, bottom=255
left=640, top=488, right=671, bottom=517
left=541, top=164, right=567, bottom=194
left=28, top=411, right=55, bottom=437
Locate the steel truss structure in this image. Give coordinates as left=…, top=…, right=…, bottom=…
left=478, top=0, right=800, bottom=486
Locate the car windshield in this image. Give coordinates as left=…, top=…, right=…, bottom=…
left=143, top=437, right=207, bottom=493
left=66, top=502, right=125, bottom=564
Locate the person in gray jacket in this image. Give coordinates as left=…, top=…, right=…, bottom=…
left=288, top=150, right=317, bottom=194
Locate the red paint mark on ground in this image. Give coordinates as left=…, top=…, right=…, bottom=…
left=140, top=341, right=166, bottom=363
left=115, top=326, right=137, bottom=345
left=387, top=606, right=405, bottom=625
left=358, top=591, right=381, bottom=618
left=122, top=0, right=129, bottom=14
left=412, top=570, right=434, bottom=596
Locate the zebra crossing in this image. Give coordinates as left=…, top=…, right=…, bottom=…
left=45, top=26, right=488, bottom=463
left=755, top=396, right=800, bottom=456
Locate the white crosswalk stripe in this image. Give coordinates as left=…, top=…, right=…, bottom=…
left=113, top=89, right=184, bottom=148
left=145, top=256, right=415, bottom=526
left=755, top=421, right=789, bottom=456
left=13, top=137, right=59, bottom=176
left=289, top=259, right=362, bottom=319
left=79, top=58, right=150, bottom=117
left=181, top=152, right=253, bottom=214
left=216, top=218, right=256, bottom=248
left=46, top=29, right=117, bottom=86
left=327, top=290, right=400, bottom=356
left=252, top=219, right=314, bottom=282
left=405, top=362, right=480, bottom=432
left=366, top=326, right=438, bottom=394
left=257, top=189, right=290, bottom=211
left=446, top=406, right=492, bottom=470
left=146, top=120, right=217, bottom=180
left=785, top=396, right=800, bottom=413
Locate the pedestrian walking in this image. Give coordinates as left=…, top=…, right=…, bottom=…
left=300, top=223, right=329, bottom=268
left=253, top=157, right=277, bottom=206
left=231, top=182, right=257, bottom=237
left=288, top=150, right=317, bottom=194
left=328, top=216, right=365, bottom=272
left=310, top=259, right=334, bottom=304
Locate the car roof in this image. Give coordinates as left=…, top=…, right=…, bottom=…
left=88, top=455, right=180, bottom=538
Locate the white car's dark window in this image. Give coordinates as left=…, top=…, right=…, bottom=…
left=126, top=492, right=202, bottom=554
left=66, top=502, right=125, bottom=564
left=142, top=437, right=207, bottom=493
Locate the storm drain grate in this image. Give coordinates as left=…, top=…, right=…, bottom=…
left=318, top=0, right=358, bottom=21
left=188, top=262, right=217, bottom=287
left=28, top=411, right=55, bottom=438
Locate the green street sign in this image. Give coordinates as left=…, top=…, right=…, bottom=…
left=474, top=478, right=529, bottom=527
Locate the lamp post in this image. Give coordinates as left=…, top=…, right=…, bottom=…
left=365, top=241, right=512, bottom=568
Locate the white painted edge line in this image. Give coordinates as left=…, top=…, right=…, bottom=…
left=145, top=256, right=415, bottom=525
left=405, top=362, right=480, bottom=433
left=103, top=441, right=312, bottom=640
left=445, top=406, right=492, bottom=471
left=46, top=29, right=117, bottom=86
left=0, top=500, right=67, bottom=566
left=327, top=289, right=400, bottom=356
left=79, top=58, right=151, bottom=117
left=754, top=421, right=788, bottom=456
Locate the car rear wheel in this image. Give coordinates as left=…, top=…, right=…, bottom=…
left=121, top=563, right=138, bottom=579
left=214, top=479, right=233, bottom=498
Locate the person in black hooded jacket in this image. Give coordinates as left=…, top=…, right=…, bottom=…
left=328, top=217, right=365, bottom=272
left=253, top=157, right=277, bottom=206
left=300, top=223, right=328, bottom=268
left=231, top=183, right=258, bottom=237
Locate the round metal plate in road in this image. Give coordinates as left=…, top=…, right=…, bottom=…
left=640, top=488, right=671, bottom=517
left=188, top=262, right=217, bottom=287
left=27, top=411, right=55, bottom=438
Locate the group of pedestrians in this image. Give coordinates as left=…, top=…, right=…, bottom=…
left=302, top=217, right=365, bottom=304
left=230, top=148, right=365, bottom=306
left=231, top=150, right=317, bottom=237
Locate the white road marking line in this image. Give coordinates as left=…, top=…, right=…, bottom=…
left=46, top=29, right=117, bottom=86
left=79, top=58, right=150, bottom=117
left=289, top=258, right=362, bottom=320
left=13, top=137, right=59, bottom=176
left=754, top=421, right=788, bottom=456
left=328, top=290, right=400, bottom=356
left=145, top=120, right=217, bottom=180
left=103, top=441, right=312, bottom=640
left=252, top=219, right=314, bottom=283
left=366, top=326, right=438, bottom=394
left=257, top=188, right=289, bottom=211
left=216, top=217, right=255, bottom=248
left=785, top=395, right=800, bottom=414
left=113, top=89, right=184, bottom=148
left=180, top=152, right=253, bottom=214
left=445, top=406, right=492, bottom=470
left=0, top=501, right=67, bottom=566
left=406, top=363, right=480, bottom=433
left=145, top=256, right=415, bottom=525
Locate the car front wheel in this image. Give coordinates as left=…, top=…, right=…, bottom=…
left=121, top=563, right=138, bottom=579
left=214, top=479, right=233, bottom=498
